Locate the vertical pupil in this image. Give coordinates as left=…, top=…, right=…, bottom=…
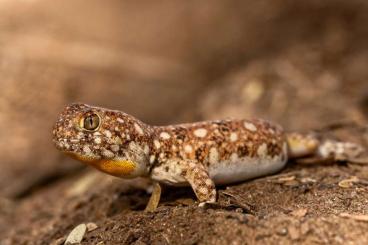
left=83, top=114, right=99, bottom=130
left=87, top=117, right=93, bottom=126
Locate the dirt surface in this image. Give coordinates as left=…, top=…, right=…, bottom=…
left=1, top=1, right=368, bottom=244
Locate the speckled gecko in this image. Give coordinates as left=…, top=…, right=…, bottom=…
left=53, top=103, right=364, bottom=209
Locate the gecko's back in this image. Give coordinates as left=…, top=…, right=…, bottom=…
left=150, top=119, right=288, bottom=185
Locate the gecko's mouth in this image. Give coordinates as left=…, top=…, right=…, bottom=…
left=64, top=151, right=137, bottom=178
left=66, top=152, right=100, bottom=163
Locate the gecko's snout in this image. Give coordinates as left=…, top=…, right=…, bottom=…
left=52, top=103, right=90, bottom=152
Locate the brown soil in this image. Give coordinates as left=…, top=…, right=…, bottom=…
left=1, top=1, right=368, bottom=244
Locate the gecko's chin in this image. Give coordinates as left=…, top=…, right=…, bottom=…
left=65, top=152, right=100, bottom=163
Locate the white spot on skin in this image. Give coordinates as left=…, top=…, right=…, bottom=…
left=127, top=142, right=148, bottom=166
left=230, top=153, right=239, bottom=162
left=154, top=140, right=161, bottom=149
left=244, top=122, right=257, bottom=132
left=83, top=145, right=91, bottom=154
left=150, top=155, right=156, bottom=164
left=113, top=137, right=122, bottom=145
left=102, top=149, right=115, bottom=158
left=93, top=132, right=102, bottom=136
left=57, top=142, right=63, bottom=149
left=199, top=187, right=209, bottom=194
left=160, top=132, right=171, bottom=140
left=104, top=130, right=112, bottom=138
left=150, top=160, right=186, bottom=184
left=257, top=143, right=268, bottom=157
left=64, top=143, right=70, bottom=149
left=110, top=145, right=119, bottom=152
left=117, top=118, right=124, bottom=123
left=205, top=179, right=213, bottom=186
left=144, top=145, right=150, bottom=155
left=134, top=123, right=144, bottom=135
left=70, top=139, right=80, bottom=143
left=194, top=128, right=207, bottom=138
left=94, top=137, right=102, bottom=144
left=184, top=145, right=193, bottom=153
left=230, top=132, right=238, bottom=142
left=209, top=147, right=219, bottom=165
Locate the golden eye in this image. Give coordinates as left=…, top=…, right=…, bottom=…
left=80, top=113, right=101, bottom=131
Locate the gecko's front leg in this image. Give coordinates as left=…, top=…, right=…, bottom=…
left=180, top=160, right=217, bottom=206
left=145, top=182, right=162, bottom=212
left=150, top=159, right=217, bottom=209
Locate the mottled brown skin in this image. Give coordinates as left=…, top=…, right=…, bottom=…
left=153, top=119, right=285, bottom=166
left=53, top=103, right=364, bottom=206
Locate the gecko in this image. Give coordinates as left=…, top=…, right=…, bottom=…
left=52, top=103, right=365, bottom=210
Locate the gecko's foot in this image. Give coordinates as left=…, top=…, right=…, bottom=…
left=318, top=140, right=365, bottom=162
left=198, top=201, right=216, bottom=208
left=144, top=182, right=162, bottom=212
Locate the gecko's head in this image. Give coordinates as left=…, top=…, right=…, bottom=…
left=53, top=103, right=151, bottom=178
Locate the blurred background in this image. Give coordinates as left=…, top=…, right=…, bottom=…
left=1, top=0, right=368, bottom=242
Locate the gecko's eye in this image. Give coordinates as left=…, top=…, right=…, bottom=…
left=80, top=113, right=101, bottom=131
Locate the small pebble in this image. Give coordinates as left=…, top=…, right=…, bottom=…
left=276, top=228, right=288, bottom=236
left=338, top=176, right=359, bottom=188
left=300, top=177, right=317, bottom=183
left=86, top=222, right=98, bottom=232
left=65, top=223, right=87, bottom=244
left=50, top=237, right=65, bottom=245
left=340, top=212, right=368, bottom=222
left=277, top=176, right=296, bottom=182
left=291, top=208, right=308, bottom=218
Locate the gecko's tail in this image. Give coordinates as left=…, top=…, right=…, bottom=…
left=286, top=133, right=320, bottom=158
left=286, top=132, right=365, bottom=161
left=317, top=140, right=365, bottom=161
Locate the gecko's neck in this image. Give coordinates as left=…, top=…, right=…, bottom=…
left=111, top=117, right=155, bottom=178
